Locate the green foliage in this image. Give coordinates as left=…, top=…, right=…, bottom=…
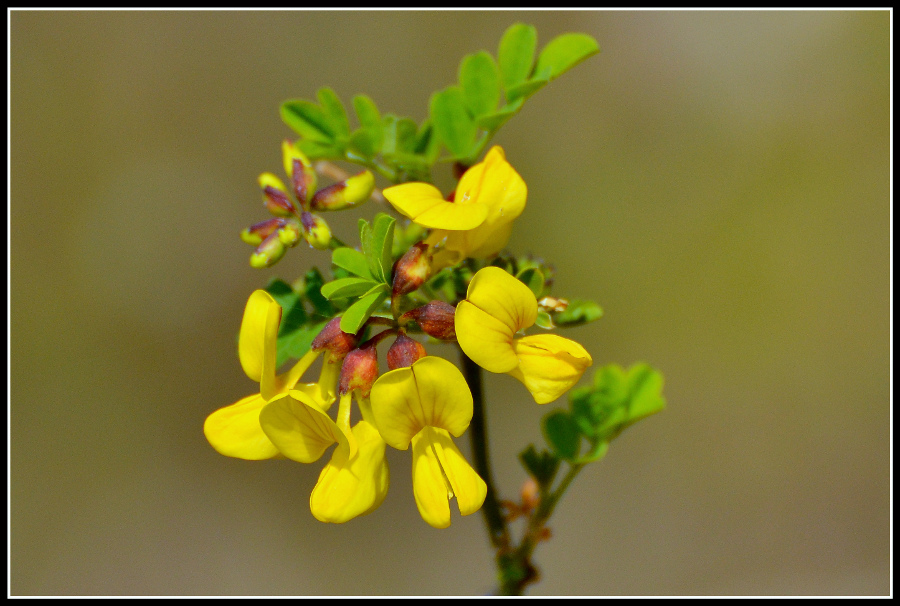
left=264, top=275, right=334, bottom=367
left=516, top=267, right=545, bottom=298
left=542, top=410, right=581, bottom=461
left=554, top=299, right=603, bottom=327
left=519, top=444, right=560, bottom=488
left=281, top=24, right=598, bottom=176
left=316, top=213, right=395, bottom=335
left=535, top=363, right=665, bottom=464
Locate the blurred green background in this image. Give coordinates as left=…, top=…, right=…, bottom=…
left=10, top=10, right=889, bottom=596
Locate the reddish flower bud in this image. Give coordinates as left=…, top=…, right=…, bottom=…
left=392, top=242, right=432, bottom=298
left=249, top=231, right=286, bottom=268
left=386, top=332, right=427, bottom=370
left=291, top=158, right=317, bottom=207
left=400, top=301, right=457, bottom=341
left=277, top=222, right=302, bottom=247
left=311, top=317, right=358, bottom=357
left=263, top=185, right=297, bottom=217
left=339, top=345, right=379, bottom=396
left=310, top=171, right=375, bottom=211
left=301, top=211, right=332, bottom=250
left=240, top=218, right=287, bottom=246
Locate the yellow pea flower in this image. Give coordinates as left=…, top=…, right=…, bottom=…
left=258, top=389, right=389, bottom=523
left=370, top=356, right=487, bottom=528
left=203, top=290, right=339, bottom=460
left=455, top=267, right=593, bottom=404
left=382, top=146, right=527, bottom=266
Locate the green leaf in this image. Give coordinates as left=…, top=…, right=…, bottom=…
left=316, top=87, right=350, bottom=139
left=516, top=267, right=544, bottom=298
left=295, top=139, right=343, bottom=160
left=371, top=213, right=396, bottom=284
left=350, top=95, right=384, bottom=157
left=348, top=128, right=380, bottom=158
left=623, top=363, right=666, bottom=425
left=281, top=99, right=335, bottom=143
left=519, top=445, right=560, bottom=487
left=430, top=86, right=477, bottom=159
left=321, top=277, right=379, bottom=300
left=533, top=33, right=599, bottom=82
left=301, top=268, right=334, bottom=317
left=353, top=95, right=382, bottom=130
left=543, top=410, right=581, bottom=461
left=534, top=310, right=554, bottom=329
left=476, top=97, right=525, bottom=131
left=505, top=77, right=548, bottom=103
left=339, top=284, right=389, bottom=334
left=332, top=247, right=373, bottom=279
left=459, top=51, right=501, bottom=118
left=498, top=23, right=537, bottom=91
left=554, top=299, right=603, bottom=327
left=382, top=115, right=419, bottom=155
left=264, top=277, right=299, bottom=312
left=277, top=319, right=329, bottom=368
left=578, top=439, right=609, bottom=464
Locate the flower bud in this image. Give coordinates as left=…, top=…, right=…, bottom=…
left=249, top=231, right=286, bottom=268
left=339, top=344, right=379, bottom=397
left=386, top=332, right=427, bottom=370
left=391, top=242, right=432, bottom=298
left=258, top=173, right=297, bottom=217
left=301, top=211, right=332, bottom=249
left=309, top=170, right=375, bottom=211
left=240, top=217, right=286, bottom=246
left=282, top=140, right=317, bottom=205
left=400, top=301, right=457, bottom=341
left=277, top=222, right=302, bottom=247
left=311, top=317, right=358, bottom=357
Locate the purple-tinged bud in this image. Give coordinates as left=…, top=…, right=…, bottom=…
left=300, top=211, right=332, bottom=250
left=277, top=222, right=302, bottom=247
left=452, top=161, right=471, bottom=181
left=386, top=333, right=427, bottom=370
left=392, top=242, right=432, bottom=298
left=282, top=140, right=317, bottom=205
left=240, top=218, right=287, bottom=246
left=263, top=185, right=297, bottom=217
left=249, top=231, right=286, bottom=268
left=339, top=344, right=379, bottom=397
left=311, top=317, right=358, bottom=357
left=310, top=170, right=375, bottom=211
left=400, top=301, right=457, bottom=341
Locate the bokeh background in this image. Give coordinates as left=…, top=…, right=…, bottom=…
left=10, top=10, right=890, bottom=596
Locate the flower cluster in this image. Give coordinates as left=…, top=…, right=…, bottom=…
left=239, top=141, right=375, bottom=267
left=207, top=145, right=592, bottom=526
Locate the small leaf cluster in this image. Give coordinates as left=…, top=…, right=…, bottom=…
left=282, top=90, right=438, bottom=183
left=320, top=213, right=396, bottom=334
left=279, top=23, right=598, bottom=181
left=264, top=271, right=337, bottom=368
left=541, top=363, right=666, bottom=464
left=431, top=23, right=599, bottom=164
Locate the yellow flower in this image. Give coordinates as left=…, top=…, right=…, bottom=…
left=203, top=290, right=338, bottom=460
left=259, top=389, right=389, bottom=523
left=370, top=356, right=486, bottom=528
left=455, top=267, right=593, bottom=404
left=382, top=146, right=526, bottom=266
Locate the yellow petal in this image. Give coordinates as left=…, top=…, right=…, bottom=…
left=310, top=421, right=390, bottom=523
left=238, top=290, right=281, bottom=399
left=369, top=356, right=473, bottom=450
left=448, top=147, right=527, bottom=259
left=465, top=266, right=537, bottom=333
left=383, top=182, right=488, bottom=230
left=455, top=267, right=538, bottom=373
left=508, top=334, right=593, bottom=404
left=203, top=393, right=280, bottom=460
left=411, top=426, right=486, bottom=528
left=455, top=300, right=518, bottom=374
left=258, top=390, right=352, bottom=463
